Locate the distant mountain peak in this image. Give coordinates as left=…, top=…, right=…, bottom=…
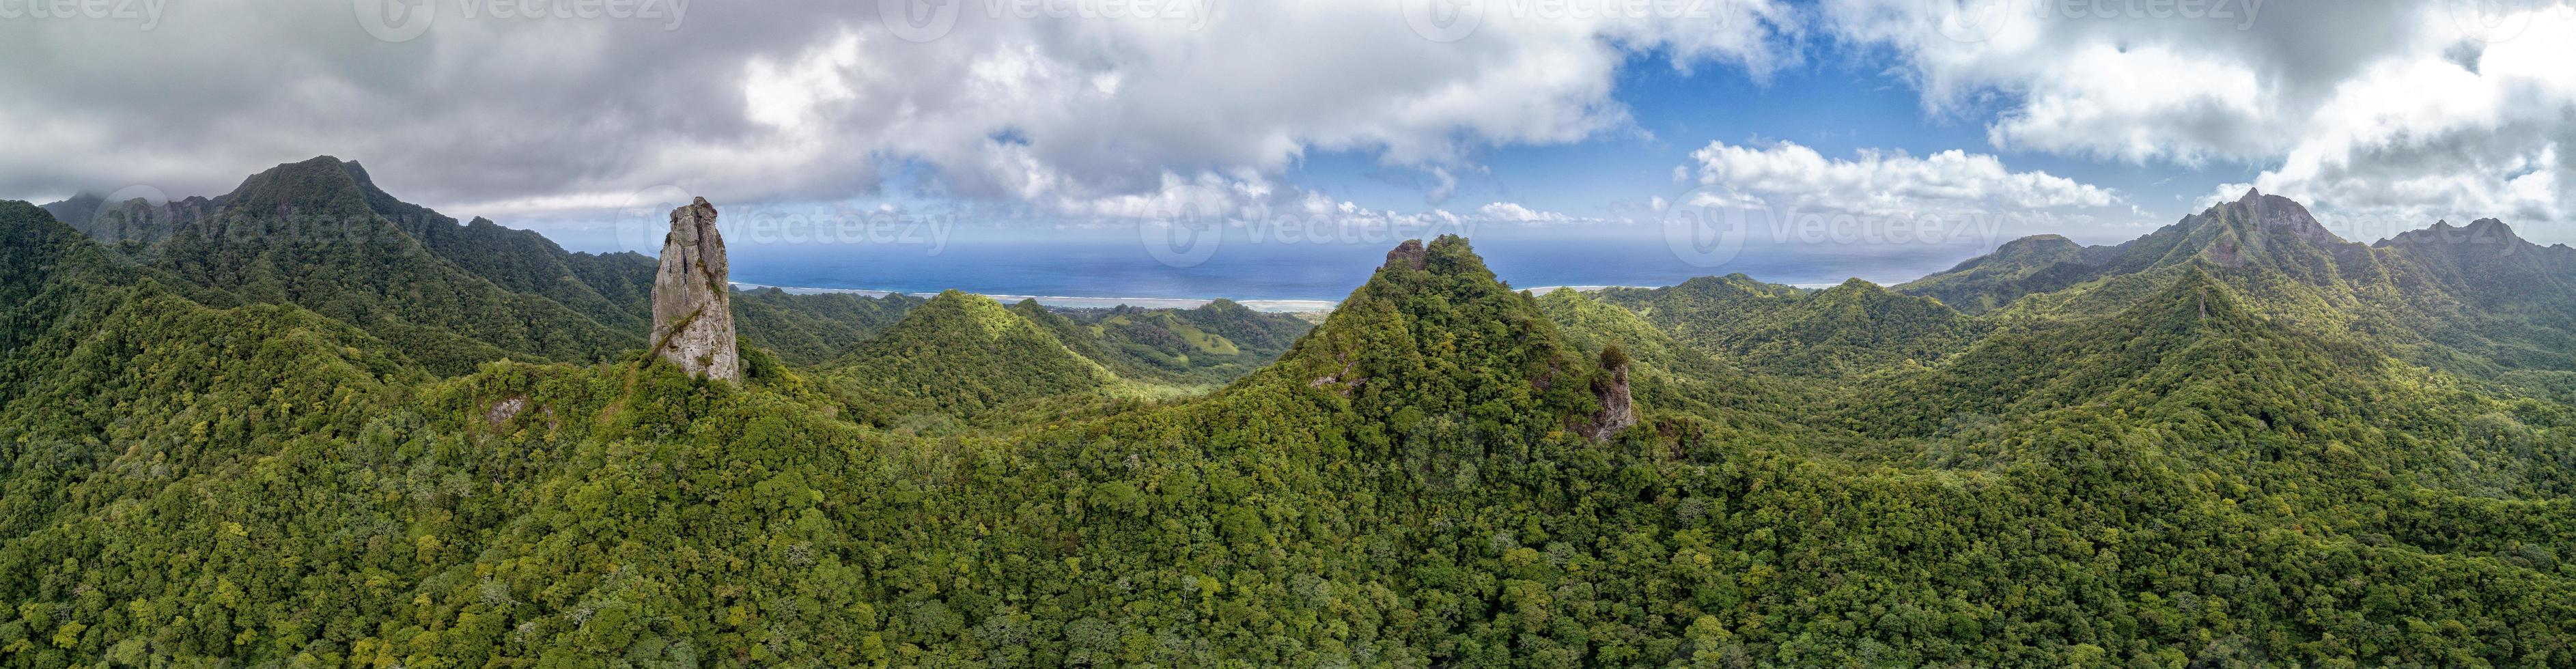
left=221, top=155, right=380, bottom=219
left=830, top=287, right=1117, bottom=415
left=1384, top=238, right=1427, bottom=270
left=1897, top=232, right=2097, bottom=312
left=2377, top=216, right=2543, bottom=256
left=1901, top=190, right=2379, bottom=312
left=339, top=158, right=376, bottom=188
left=2228, top=191, right=2339, bottom=246
left=1255, top=236, right=1619, bottom=431
left=1935, top=234, right=2084, bottom=274
left=1363, top=236, right=1501, bottom=288
left=2465, top=217, right=2518, bottom=236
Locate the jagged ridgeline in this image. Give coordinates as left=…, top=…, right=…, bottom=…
left=12, top=171, right=2576, bottom=668
left=824, top=289, right=1123, bottom=418
left=22, top=156, right=1304, bottom=383
left=817, top=289, right=1317, bottom=424
left=1011, top=298, right=1316, bottom=387
left=26, top=158, right=898, bottom=375
left=1595, top=274, right=1979, bottom=379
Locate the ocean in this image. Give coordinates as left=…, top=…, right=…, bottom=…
left=566, top=221, right=2010, bottom=311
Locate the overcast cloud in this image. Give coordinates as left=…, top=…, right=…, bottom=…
left=0, top=0, right=2570, bottom=242
left=0, top=0, right=1789, bottom=214
left=1835, top=0, right=2576, bottom=239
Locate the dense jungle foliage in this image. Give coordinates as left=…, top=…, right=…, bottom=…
left=8, top=165, right=2576, bottom=667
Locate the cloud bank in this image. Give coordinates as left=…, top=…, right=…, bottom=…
left=0, top=0, right=1793, bottom=217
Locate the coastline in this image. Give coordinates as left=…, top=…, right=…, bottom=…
left=731, top=281, right=1851, bottom=313
left=731, top=282, right=1341, bottom=313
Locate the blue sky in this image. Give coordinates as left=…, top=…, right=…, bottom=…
left=6, top=0, right=2572, bottom=299
left=1244, top=42, right=2299, bottom=248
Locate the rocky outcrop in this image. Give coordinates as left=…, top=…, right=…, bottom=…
left=649, top=197, right=741, bottom=382
left=1576, top=347, right=1637, bottom=441
left=2237, top=188, right=2338, bottom=246
left=1384, top=239, right=1427, bottom=270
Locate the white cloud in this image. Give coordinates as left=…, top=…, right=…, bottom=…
left=742, top=31, right=863, bottom=130
left=2235, top=13, right=2576, bottom=238
left=0, top=0, right=1795, bottom=217
left=1821, top=0, right=2414, bottom=164
left=1425, top=167, right=1459, bottom=204
left=1477, top=201, right=1576, bottom=223
left=1686, top=139, right=2122, bottom=218
left=1824, top=0, right=2576, bottom=235
left=15, top=0, right=2568, bottom=246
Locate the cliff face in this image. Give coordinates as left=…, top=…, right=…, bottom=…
left=1576, top=352, right=1636, bottom=441
left=1384, top=239, right=1427, bottom=270
left=650, top=197, right=741, bottom=382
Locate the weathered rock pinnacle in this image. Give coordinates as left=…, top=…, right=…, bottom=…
left=1384, top=239, right=1427, bottom=270
left=1576, top=347, right=1638, bottom=441
left=649, top=197, right=740, bottom=382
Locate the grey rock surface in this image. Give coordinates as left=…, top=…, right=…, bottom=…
left=650, top=197, right=741, bottom=382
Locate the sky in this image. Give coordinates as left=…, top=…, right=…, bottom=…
left=3, top=0, right=2573, bottom=297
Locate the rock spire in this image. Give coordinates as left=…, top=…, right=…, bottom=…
left=649, top=197, right=740, bottom=382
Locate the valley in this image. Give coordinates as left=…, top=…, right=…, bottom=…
left=6, top=160, right=2576, bottom=666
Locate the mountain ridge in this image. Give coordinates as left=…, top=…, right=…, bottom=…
left=16, top=165, right=2576, bottom=666
left=826, top=289, right=1122, bottom=419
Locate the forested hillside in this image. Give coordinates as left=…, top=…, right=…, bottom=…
left=31, top=158, right=1303, bottom=388
left=1596, top=274, right=1978, bottom=379
left=9, top=173, right=2576, bottom=666
left=825, top=290, right=1124, bottom=418
left=1016, top=299, right=1320, bottom=387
